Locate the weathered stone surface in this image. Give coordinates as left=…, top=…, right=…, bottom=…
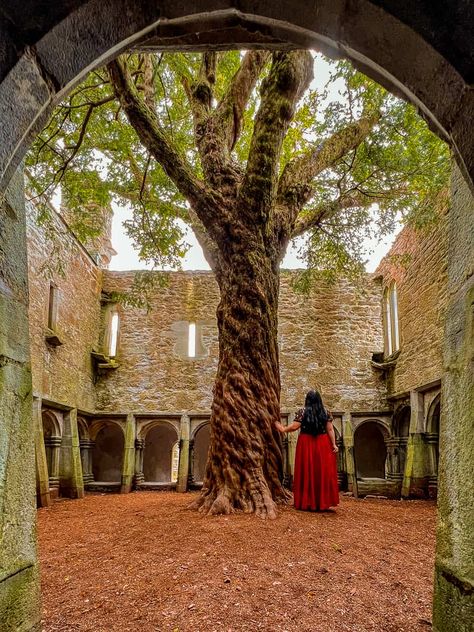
left=433, top=163, right=474, bottom=632
left=0, top=50, right=53, bottom=191
left=96, top=270, right=387, bottom=414
left=26, top=200, right=102, bottom=411
left=59, top=408, right=84, bottom=498
left=0, top=169, right=40, bottom=629
left=377, top=209, right=448, bottom=396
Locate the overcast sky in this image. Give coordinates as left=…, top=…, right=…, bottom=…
left=109, top=202, right=399, bottom=273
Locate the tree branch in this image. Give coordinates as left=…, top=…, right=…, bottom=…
left=277, top=111, right=381, bottom=213
left=107, top=57, right=233, bottom=254
left=291, top=190, right=376, bottom=239
left=238, top=51, right=314, bottom=227
left=215, top=50, right=270, bottom=153
left=107, top=58, right=224, bottom=220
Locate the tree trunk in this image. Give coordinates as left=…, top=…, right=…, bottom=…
left=190, top=245, right=289, bottom=518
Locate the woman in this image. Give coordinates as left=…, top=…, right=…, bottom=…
left=276, top=389, right=339, bottom=511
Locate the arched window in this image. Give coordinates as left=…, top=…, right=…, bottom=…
left=103, top=306, right=120, bottom=358
left=383, top=282, right=400, bottom=356
left=188, top=322, right=196, bottom=358
left=390, top=283, right=400, bottom=352
left=109, top=312, right=119, bottom=357
left=383, top=288, right=392, bottom=356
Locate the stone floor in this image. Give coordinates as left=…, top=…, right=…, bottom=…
left=38, top=492, right=436, bottom=631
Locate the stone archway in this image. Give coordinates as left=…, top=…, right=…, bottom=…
left=142, top=422, right=179, bottom=485
left=192, top=423, right=211, bottom=485
left=90, top=421, right=125, bottom=484
left=41, top=410, right=62, bottom=498
left=354, top=420, right=388, bottom=479
left=0, top=3, right=472, bottom=191
left=0, top=2, right=472, bottom=630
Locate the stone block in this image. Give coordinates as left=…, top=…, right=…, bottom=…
left=0, top=51, right=52, bottom=190
left=0, top=168, right=40, bottom=628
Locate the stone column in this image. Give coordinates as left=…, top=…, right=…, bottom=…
left=424, top=432, right=439, bottom=499
left=47, top=436, right=62, bottom=493
left=80, top=439, right=95, bottom=485
left=177, top=414, right=190, bottom=493
left=401, top=390, right=425, bottom=498
left=385, top=437, right=401, bottom=481
left=134, top=438, right=145, bottom=487
left=336, top=436, right=346, bottom=490
left=342, top=413, right=358, bottom=498
left=32, top=397, right=51, bottom=507
left=433, top=163, right=474, bottom=631
left=0, top=169, right=41, bottom=628
left=187, top=439, right=195, bottom=488
left=121, top=413, right=136, bottom=493
left=59, top=408, right=84, bottom=499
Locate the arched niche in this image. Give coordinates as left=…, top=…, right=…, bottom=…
left=77, top=416, right=89, bottom=440
left=354, top=420, right=388, bottom=479
left=90, top=421, right=124, bottom=482
left=425, top=394, right=441, bottom=497
left=427, top=395, right=441, bottom=435
left=41, top=410, right=62, bottom=489
left=193, top=423, right=211, bottom=483
left=142, top=422, right=179, bottom=484
left=393, top=405, right=411, bottom=438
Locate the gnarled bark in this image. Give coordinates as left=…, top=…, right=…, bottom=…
left=190, top=246, right=289, bottom=519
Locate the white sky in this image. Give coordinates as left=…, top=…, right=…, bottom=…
left=109, top=202, right=399, bottom=273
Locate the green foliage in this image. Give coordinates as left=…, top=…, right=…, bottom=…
left=27, top=51, right=450, bottom=281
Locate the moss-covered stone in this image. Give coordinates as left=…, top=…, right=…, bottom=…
left=433, top=163, right=474, bottom=631
left=120, top=413, right=136, bottom=493
left=0, top=564, right=41, bottom=631
left=0, top=168, right=40, bottom=629
left=433, top=567, right=474, bottom=632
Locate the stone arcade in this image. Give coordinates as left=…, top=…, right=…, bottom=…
left=0, top=2, right=472, bottom=631
left=27, top=197, right=448, bottom=507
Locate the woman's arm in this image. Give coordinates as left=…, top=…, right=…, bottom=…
left=275, top=421, right=301, bottom=433
left=326, top=421, right=338, bottom=452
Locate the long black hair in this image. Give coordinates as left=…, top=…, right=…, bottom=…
left=301, top=389, right=329, bottom=435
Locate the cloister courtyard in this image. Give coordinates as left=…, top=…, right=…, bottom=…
left=38, top=493, right=436, bottom=632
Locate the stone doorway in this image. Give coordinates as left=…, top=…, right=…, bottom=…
left=192, top=423, right=211, bottom=485
left=142, top=423, right=179, bottom=487
left=91, top=422, right=124, bottom=489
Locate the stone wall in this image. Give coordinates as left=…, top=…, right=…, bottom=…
left=0, top=170, right=40, bottom=629
left=433, top=164, right=474, bottom=631
left=376, top=210, right=448, bottom=396
left=26, top=200, right=102, bottom=411
left=96, top=270, right=387, bottom=414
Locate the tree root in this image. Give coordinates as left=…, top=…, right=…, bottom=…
left=188, top=476, right=288, bottom=519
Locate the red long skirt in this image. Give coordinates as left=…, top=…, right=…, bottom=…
left=293, top=433, right=340, bottom=511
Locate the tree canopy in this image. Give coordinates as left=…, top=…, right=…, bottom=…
left=27, top=51, right=449, bottom=280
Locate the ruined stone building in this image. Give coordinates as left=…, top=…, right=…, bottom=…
left=28, top=197, right=446, bottom=508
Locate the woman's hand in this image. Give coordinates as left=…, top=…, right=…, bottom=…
left=275, top=422, right=286, bottom=433
left=332, top=444, right=339, bottom=453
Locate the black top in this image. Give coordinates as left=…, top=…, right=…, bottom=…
left=295, top=407, right=333, bottom=436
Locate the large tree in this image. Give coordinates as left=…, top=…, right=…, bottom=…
left=28, top=50, right=449, bottom=517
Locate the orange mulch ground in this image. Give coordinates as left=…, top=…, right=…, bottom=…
left=38, top=492, right=436, bottom=632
